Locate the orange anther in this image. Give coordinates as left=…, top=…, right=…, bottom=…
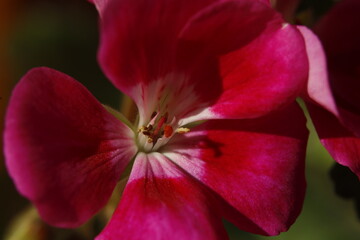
left=164, top=125, right=173, bottom=138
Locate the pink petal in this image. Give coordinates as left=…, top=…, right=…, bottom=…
left=337, top=109, right=360, bottom=138
left=192, top=22, right=308, bottom=120
left=178, top=0, right=277, bottom=56
left=96, top=152, right=228, bottom=240
left=304, top=0, right=360, bottom=178
left=99, top=0, right=308, bottom=123
left=98, top=0, right=216, bottom=94
left=297, top=26, right=338, bottom=116
left=307, top=103, right=360, bottom=178
left=4, top=67, right=137, bottom=227
left=260, top=0, right=270, bottom=5
left=98, top=0, right=221, bottom=124
left=163, top=103, right=308, bottom=235
left=177, top=0, right=291, bottom=122
left=314, top=0, right=360, bottom=136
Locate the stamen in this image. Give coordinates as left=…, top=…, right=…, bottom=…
left=176, top=127, right=190, bottom=134
left=164, top=125, right=173, bottom=138
left=138, top=126, right=146, bottom=133
left=142, top=131, right=151, bottom=136
left=151, top=111, right=157, bottom=119
left=137, top=92, right=193, bottom=151
left=153, top=113, right=168, bottom=136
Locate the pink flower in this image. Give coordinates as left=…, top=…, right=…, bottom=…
left=5, top=0, right=310, bottom=239
left=301, top=0, right=360, bottom=178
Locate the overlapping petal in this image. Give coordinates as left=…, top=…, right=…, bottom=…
left=98, top=0, right=217, bottom=92
left=90, top=0, right=271, bottom=18
left=163, top=103, right=308, bottom=235
left=177, top=0, right=308, bottom=122
left=178, top=0, right=278, bottom=56
left=97, top=152, right=228, bottom=240
left=98, top=0, right=308, bottom=123
left=297, top=26, right=338, bottom=116
left=307, top=103, right=360, bottom=177
left=303, top=0, right=360, bottom=178
left=313, top=0, right=360, bottom=136
left=184, top=21, right=308, bottom=121
left=4, top=67, right=137, bottom=227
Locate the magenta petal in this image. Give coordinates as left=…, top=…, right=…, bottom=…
left=305, top=0, right=360, bottom=176
left=177, top=0, right=298, bottom=122
left=307, top=103, right=360, bottom=178
left=313, top=0, right=360, bottom=136
left=178, top=3, right=308, bottom=122
left=4, top=67, right=137, bottom=227
left=99, top=0, right=308, bottom=123
left=337, top=109, right=360, bottom=138
left=98, top=0, right=216, bottom=94
left=96, top=152, right=228, bottom=240
left=164, top=103, right=308, bottom=235
left=260, top=0, right=270, bottom=5
left=179, top=0, right=278, bottom=56
left=201, top=23, right=308, bottom=120
left=297, top=26, right=338, bottom=116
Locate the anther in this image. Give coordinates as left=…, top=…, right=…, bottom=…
left=142, top=131, right=151, bottom=136
left=138, top=126, right=146, bottom=133
left=151, top=111, right=157, bottom=119
left=153, top=114, right=168, bottom=136
left=176, top=127, right=190, bottom=134
left=164, top=125, right=173, bottom=138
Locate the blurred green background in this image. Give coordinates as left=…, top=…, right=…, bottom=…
left=0, top=0, right=359, bottom=239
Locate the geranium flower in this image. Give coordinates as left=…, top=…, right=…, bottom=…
left=301, top=0, right=360, bottom=178
left=5, top=0, right=310, bottom=239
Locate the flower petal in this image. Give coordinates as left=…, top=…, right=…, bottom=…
left=260, top=0, right=270, bottom=5
left=182, top=1, right=308, bottom=123
left=313, top=0, right=360, bottom=136
left=96, top=152, right=228, bottom=240
left=337, top=109, right=360, bottom=138
left=307, top=103, right=360, bottom=178
left=304, top=0, right=360, bottom=178
left=132, top=0, right=286, bottom=125
left=4, top=67, right=137, bottom=227
left=163, top=103, right=308, bottom=235
left=98, top=0, right=217, bottom=94
left=99, top=0, right=308, bottom=123
left=178, top=0, right=278, bottom=56
left=176, top=0, right=287, bottom=123
left=297, top=26, right=338, bottom=116
left=181, top=16, right=308, bottom=122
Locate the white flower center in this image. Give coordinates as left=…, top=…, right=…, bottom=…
left=137, top=109, right=190, bottom=152
left=133, top=74, right=204, bottom=152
